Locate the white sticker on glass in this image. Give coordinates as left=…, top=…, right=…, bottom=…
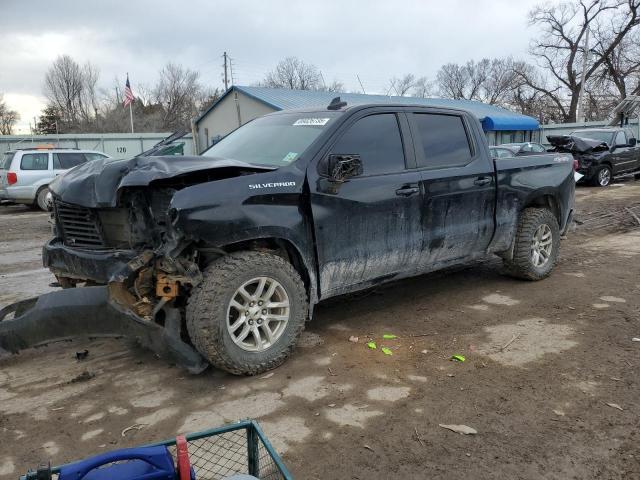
left=293, top=118, right=331, bottom=126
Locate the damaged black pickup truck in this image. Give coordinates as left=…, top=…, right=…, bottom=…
left=38, top=101, right=575, bottom=375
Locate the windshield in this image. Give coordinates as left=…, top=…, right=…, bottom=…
left=202, top=112, right=340, bottom=166
left=571, top=130, right=614, bottom=144
left=1, top=152, right=14, bottom=170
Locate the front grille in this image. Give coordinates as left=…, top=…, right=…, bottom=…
left=54, top=200, right=106, bottom=249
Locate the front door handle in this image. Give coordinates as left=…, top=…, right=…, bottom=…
left=396, top=185, right=420, bottom=196
left=474, top=176, right=492, bottom=186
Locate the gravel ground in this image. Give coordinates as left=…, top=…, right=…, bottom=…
left=0, top=182, right=639, bottom=479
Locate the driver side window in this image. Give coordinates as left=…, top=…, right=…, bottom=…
left=331, top=114, right=406, bottom=176
left=614, top=131, right=627, bottom=146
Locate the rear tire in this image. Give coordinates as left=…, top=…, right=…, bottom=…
left=503, top=208, right=560, bottom=281
left=592, top=166, right=612, bottom=187
left=186, top=251, right=307, bottom=375
left=35, top=186, right=50, bottom=211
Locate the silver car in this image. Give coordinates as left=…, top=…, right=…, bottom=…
left=0, top=148, right=110, bottom=210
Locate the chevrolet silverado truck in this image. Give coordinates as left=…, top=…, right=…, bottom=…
left=548, top=127, right=640, bottom=187
left=42, top=100, right=575, bottom=375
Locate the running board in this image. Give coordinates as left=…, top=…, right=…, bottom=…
left=0, top=286, right=207, bottom=374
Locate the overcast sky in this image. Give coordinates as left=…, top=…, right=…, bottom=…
left=1, top=0, right=544, bottom=133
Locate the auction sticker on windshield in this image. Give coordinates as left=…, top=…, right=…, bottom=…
left=293, top=118, right=331, bottom=126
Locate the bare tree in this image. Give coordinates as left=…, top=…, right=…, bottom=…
left=436, top=58, right=521, bottom=106
left=0, top=94, right=20, bottom=135
left=412, top=76, right=433, bottom=98
left=317, top=79, right=345, bottom=93
left=262, top=57, right=323, bottom=90
left=524, top=0, right=639, bottom=122
left=388, top=74, right=415, bottom=96
left=154, top=63, right=202, bottom=130
left=592, top=25, right=640, bottom=99
left=43, top=55, right=101, bottom=130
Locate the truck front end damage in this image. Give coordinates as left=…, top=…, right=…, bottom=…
left=1, top=155, right=276, bottom=372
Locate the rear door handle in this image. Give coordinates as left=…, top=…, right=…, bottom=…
left=474, top=176, right=492, bottom=186
left=395, top=185, right=420, bottom=196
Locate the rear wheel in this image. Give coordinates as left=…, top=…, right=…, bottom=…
left=35, top=186, right=51, bottom=211
left=503, top=208, right=560, bottom=281
left=592, top=166, right=612, bottom=187
left=186, top=251, right=307, bottom=375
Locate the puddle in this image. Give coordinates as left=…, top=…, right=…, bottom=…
left=478, top=318, right=577, bottom=366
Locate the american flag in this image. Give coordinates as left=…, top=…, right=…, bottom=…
left=123, top=75, right=134, bottom=108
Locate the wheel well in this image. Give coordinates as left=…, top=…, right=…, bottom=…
left=523, top=194, right=561, bottom=226
left=200, top=238, right=311, bottom=295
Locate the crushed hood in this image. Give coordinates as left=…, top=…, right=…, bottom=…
left=49, top=155, right=275, bottom=207
left=546, top=135, right=610, bottom=154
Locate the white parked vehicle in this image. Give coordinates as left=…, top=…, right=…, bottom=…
left=0, top=148, right=111, bottom=210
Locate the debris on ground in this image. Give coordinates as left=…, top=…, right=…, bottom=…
left=413, top=427, right=425, bottom=446
left=438, top=424, right=478, bottom=435
left=381, top=347, right=393, bottom=356
left=552, top=409, right=565, bottom=416
left=632, top=337, right=640, bottom=342
left=363, top=445, right=375, bottom=452
left=383, top=334, right=397, bottom=339
left=450, top=354, right=466, bottom=362
left=260, top=372, right=274, bottom=379
left=69, top=370, right=95, bottom=383
left=367, top=342, right=377, bottom=350
left=606, top=402, right=623, bottom=411
left=500, top=333, right=521, bottom=352
left=75, top=349, right=89, bottom=361
left=348, top=336, right=359, bottom=343
left=121, top=423, right=147, bottom=437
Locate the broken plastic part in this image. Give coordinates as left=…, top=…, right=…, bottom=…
left=0, top=286, right=207, bottom=374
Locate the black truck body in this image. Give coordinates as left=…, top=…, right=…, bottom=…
left=39, top=103, right=575, bottom=374
left=548, top=127, right=640, bottom=187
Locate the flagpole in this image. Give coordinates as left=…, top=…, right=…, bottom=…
left=129, top=102, right=134, bottom=133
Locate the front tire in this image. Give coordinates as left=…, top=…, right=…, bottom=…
left=592, top=166, right=612, bottom=187
left=503, top=208, right=560, bottom=281
left=186, top=251, right=307, bottom=375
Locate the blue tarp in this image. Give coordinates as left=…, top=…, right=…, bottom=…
left=196, top=86, right=540, bottom=132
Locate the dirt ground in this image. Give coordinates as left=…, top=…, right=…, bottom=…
left=1, top=182, right=639, bottom=479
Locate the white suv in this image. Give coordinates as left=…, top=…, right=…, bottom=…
left=0, top=148, right=111, bottom=210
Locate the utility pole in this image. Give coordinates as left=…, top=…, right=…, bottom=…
left=576, top=27, right=590, bottom=124
left=356, top=75, right=366, bottom=94
left=223, top=52, right=229, bottom=90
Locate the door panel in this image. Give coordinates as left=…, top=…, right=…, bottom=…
left=309, top=112, right=424, bottom=297
left=408, top=112, right=496, bottom=265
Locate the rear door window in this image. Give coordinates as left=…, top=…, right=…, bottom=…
left=20, top=153, right=49, bottom=170
left=412, top=113, right=473, bottom=169
left=1, top=152, right=15, bottom=170
left=331, top=113, right=406, bottom=176
left=531, top=144, right=546, bottom=152
left=53, top=152, right=88, bottom=169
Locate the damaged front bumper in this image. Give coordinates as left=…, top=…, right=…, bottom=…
left=0, top=285, right=207, bottom=373
left=43, top=238, right=140, bottom=283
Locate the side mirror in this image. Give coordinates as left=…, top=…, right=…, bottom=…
left=629, top=138, right=637, bottom=147
left=327, top=154, right=363, bottom=182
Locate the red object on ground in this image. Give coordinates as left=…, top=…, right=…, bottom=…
left=175, top=435, right=191, bottom=480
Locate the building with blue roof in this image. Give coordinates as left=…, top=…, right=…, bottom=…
left=193, top=85, right=540, bottom=153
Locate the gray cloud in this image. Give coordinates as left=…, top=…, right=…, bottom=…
left=1, top=0, right=543, bottom=130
